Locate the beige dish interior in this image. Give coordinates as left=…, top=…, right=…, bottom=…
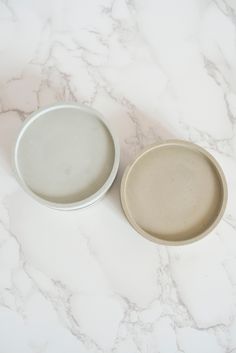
left=121, top=141, right=227, bottom=245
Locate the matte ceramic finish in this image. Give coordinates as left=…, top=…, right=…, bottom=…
left=14, top=103, right=120, bottom=210
left=121, top=140, right=227, bottom=245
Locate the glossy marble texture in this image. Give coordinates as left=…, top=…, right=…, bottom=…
left=0, top=0, right=236, bottom=352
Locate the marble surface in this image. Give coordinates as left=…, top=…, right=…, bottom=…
left=0, top=0, right=236, bottom=352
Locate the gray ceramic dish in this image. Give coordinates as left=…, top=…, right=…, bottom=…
left=121, top=140, right=227, bottom=245
left=13, top=103, right=120, bottom=210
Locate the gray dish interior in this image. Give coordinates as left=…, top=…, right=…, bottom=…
left=16, top=106, right=115, bottom=204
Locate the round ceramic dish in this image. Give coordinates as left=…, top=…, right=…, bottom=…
left=14, top=103, right=120, bottom=210
left=121, top=140, right=227, bottom=245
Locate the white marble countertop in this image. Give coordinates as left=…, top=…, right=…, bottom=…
left=0, top=0, right=236, bottom=352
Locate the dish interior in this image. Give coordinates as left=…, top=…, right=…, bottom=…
left=124, top=144, right=224, bottom=242
left=16, top=106, right=115, bottom=204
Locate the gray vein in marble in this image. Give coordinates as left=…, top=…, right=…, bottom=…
left=203, top=54, right=229, bottom=88
left=0, top=203, right=103, bottom=352
left=202, top=54, right=236, bottom=127
left=179, top=120, right=234, bottom=157
left=0, top=0, right=17, bottom=21
left=224, top=214, right=236, bottom=231
left=214, top=0, right=236, bottom=28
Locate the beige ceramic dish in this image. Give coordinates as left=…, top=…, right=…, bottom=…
left=121, top=140, right=227, bottom=245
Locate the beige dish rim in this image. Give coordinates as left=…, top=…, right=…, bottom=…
left=120, top=140, right=228, bottom=246
left=13, top=102, right=120, bottom=210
